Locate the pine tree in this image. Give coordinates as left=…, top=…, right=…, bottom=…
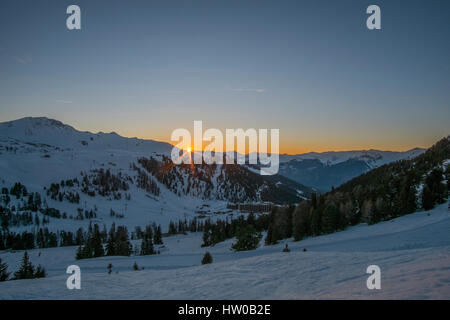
left=422, top=168, right=447, bottom=210
left=34, top=265, right=46, bottom=278
left=321, top=205, right=341, bottom=234
left=0, top=258, right=10, bottom=281
left=13, top=252, right=35, bottom=280
left=201, top=225, right=212, bottom=247
left=92, top=224, right=105, bottom=257
left=422, top=185, right=434, bottom=211
left=310, top=207, right=322, bottom=236
left=75, top=245, right=84, bottom=260
left=201, top=251, right=213, bottom=265
left=168, top=221, right=177, bottom=234
left=133, top=261, right=139, bottom=271
left=292, top=202, right=310, bottom=241
left=445, top=166, right=450, bottom=196
left=106, top=223, right=116, bottom=256
left=311, top=192, right=317, bottom=209
left=153, top=225, right=163, bottom=245
left=75, top=228, right=84, bottom=245
left=232, top=225, right=262, bottom=251
left=264, top=224, right=273, bottom=245
left=140, top=226, right=154, bottom=256
left=115, top=226, right=132, bottom=256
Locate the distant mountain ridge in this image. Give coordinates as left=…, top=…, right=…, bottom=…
left=277, top=148, right=426, bottom=192
left=279, top=148, right=425, bottom=166
left=0, top=117, right=313, bottom=205
left=1, top=117, right=424, bottom=163
left=0, top=117, right=427, bottom=194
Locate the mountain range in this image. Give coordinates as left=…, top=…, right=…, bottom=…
left=0, top=117, right=426, bottom=197
left=277, top=147, right=425, bottom=192
left=0, top=117, right=313, bottom=233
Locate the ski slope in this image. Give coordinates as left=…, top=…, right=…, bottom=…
left=1, top=202, right=449, bottom=300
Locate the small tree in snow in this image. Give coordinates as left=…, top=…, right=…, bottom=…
left=201, top=252, right=213, bottom=265
left=0, top=258, right=10, bottom=281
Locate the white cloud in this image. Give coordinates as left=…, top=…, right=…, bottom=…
left=13, top=56, right=32, bottom=64
left=55, top=99, right=73, bottom=104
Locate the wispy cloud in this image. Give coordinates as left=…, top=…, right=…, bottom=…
left=13, top=55, right=32, bottom=64
left=161, top=90, right=184, bottom=94
left=231, top=88, right=265, bottom=93
left=55, top=99, right=73, bottom=104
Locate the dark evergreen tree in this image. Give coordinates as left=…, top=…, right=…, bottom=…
left=0, top=257, right=10, bottom=281
left=115, top=226, right=132, bottom=256
left=153, top=225, right=163, bottom=245
left=292, top=201, right=311, bottom=241
left=445, top=166, right=450, bottom=196
left=201, top=226, right=212, bottom=247
left=105, top=223, right=117, bottom=256
left=232, top=225, right=262, bottom=251
left=140, top=225, right=155, bottom=256
left=264, top=224, right=274, bottom=245
left=201, top=251, right=213, bottom=265
left=168, top=221, right=177, bottom=234
left=92, top=224, right=105, bottom=257
left=428, top=168, right=446, bottom=205
left=13, top=252, right=35, bottom=280
left=321, top=205, right=343, bottom=234
left=422, top=185, right=434, bottom=211
left=75, top=245, right=84, bottom=260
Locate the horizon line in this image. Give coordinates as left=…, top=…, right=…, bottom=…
left=0, top=116, right=435, bottom=155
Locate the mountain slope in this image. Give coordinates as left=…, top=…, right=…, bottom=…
left=278, top=148, right=425, bottom=192
left=0, top=117, right=312, bottom=236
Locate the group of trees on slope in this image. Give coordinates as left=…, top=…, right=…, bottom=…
left=269, top=136, right=449, bottom=243
left=75, top=222, right=165, bottom=259
left=137, top=155, right=307, bottom=204
left=0, top=252, right=46, bottom=282
left=202, top=137, right=449, bottom=248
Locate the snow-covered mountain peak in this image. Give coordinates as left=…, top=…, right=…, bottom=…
left=0, top=117, right=173, bottom=154
left=0, top=116, right=77, bottom=136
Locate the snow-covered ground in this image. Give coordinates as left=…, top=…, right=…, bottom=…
left=1, top=201, right=449, bottom=300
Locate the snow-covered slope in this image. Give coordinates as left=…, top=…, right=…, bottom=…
left=1, top=201, right=449, bottom=299
left=0, top=117, right=172, bottom=154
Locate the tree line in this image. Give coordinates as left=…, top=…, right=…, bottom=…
left=0, top=252, right=46, bottom=282
left=75, top=222, right=165, bottom=259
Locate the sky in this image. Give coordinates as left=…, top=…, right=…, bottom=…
left=0, top=0, right=449, bottom=154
